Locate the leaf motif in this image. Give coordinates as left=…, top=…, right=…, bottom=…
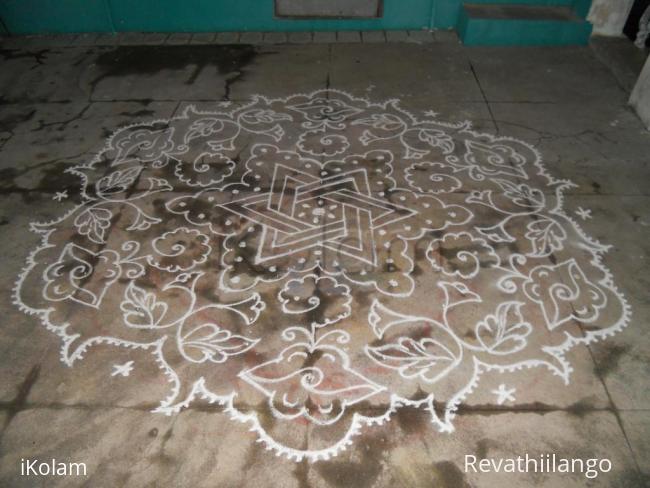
left=114, top=127, right=174, bottom=164
left=525, top=217, right=567, bottom=257
left=181, top=323, right=258, bottom=363
left=96, top=166, right=142, bottom=197
left=366, top=336, right=458, bottom=383
left=184, top=118, right=224, bottom=144
left=120, top=281, right=168, bottom=328
left=418, top=129, right=455, bottom=154
left=240, top=109, right=292, bottom=125
left=74, top=207, right=112, bottom=244
left=126, top=211, right=161, bottom=231
left=351, top=113, right=403, bottom=131
left=475, top=222, right=515, bottom=243
left=493, top=178, right=545, bottom=208
left=464, top=140, right=528, bottom=179
left=476, top=302, right=532, bottom=355
left=146, top=177, right=173, bottom=193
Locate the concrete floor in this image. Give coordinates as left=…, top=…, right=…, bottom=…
left=0, top=32, right=649, bottom=487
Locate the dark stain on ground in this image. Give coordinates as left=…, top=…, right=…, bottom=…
left=593, top=342, right=631, bottom=378
left=591, top=181, right=601, bottom=193
left=394, top=406, right=430, bottom=435
left=293, top=459, right=311, bottom=488
left=315, top=440, right=384, bottom=488
left=0, top=108, right=36, bottom=133
left=148, top=427, right=159, bottom=438
left=565, top=398, right=596, bottom=418
left=119, top=109, right=156, bottom=117
left=475, top=438, right=493, bottom=459
left=0, top=48, right=50, bottom=65
left=3, top=364, right=40, bottom=429
left=457, top=399, right=607, bottom=417
left=432, top=461, right=472, bottom=488
left=90, top=45, right=258, bottom=99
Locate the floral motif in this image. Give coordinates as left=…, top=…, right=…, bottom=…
left=149, top=227, right=212, bottom=272
left=297, top=129, right=350, bottom=156
left=426, top=232, right=499, bottom=279
left=44, top=244, right=121, bottom=307
left=405, top=161, right=462, bottom=194
left=278, top=274, right=352, bottom=328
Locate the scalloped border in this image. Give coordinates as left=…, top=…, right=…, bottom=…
left=11, top=89, right=632, bottom=463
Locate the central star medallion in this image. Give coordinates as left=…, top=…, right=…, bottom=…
left=219, top=163, right=416, bottom=266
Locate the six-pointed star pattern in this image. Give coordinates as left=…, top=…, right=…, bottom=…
left=219, top=163, right=415, bottom=266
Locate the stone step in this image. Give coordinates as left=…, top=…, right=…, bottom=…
left=457, top=3, right=593, bottom=46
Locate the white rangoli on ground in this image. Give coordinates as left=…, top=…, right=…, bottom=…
left=13, top=90, right=630, bottom=461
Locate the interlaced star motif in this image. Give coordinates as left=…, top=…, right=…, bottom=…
left=219, top=162, right=416, bottom=266
left=13, top=90, right=630, bottom=462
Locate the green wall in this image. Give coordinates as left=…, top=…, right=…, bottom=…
left=0, top=0, right=444, bottom=35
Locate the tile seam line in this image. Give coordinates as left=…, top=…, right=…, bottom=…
left=468, top=60, right=498, bottom=134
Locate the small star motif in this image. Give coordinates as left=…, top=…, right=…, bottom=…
left=424, top=110, right=439, bottom=118
left=52, top=191, right=68, bottom=202
left=111, top=361, right=134, bottom=378
left=492, top=384, right=516, bottom=405
left=575, top=207, right=592, bottom=220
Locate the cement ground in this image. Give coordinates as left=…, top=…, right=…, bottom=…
left=0, top=31, right=649, bottom=487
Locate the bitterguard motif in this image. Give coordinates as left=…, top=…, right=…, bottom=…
left=14, top=91, right=630, bottom=461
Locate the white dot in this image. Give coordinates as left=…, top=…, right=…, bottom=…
left=389, top=280, right=398, bottom=287
left=231, top=276, right=241, bottom=283
left=235, top=256, right=243, bottom=262
left=379, top=229, right=387, bottom=236
left=225, top=219, right=232, bottom=225
left=298, top=257, right=306, bottom=264
left=198, top=213, right=205, bottom=219
left=399, top=196, right=406, bottom=201
left=386, top=258, right=394, bottom=264
left=254, top=187, right=261, bottom=192
left=179, top=202, right=186, bottom=207
left=232, top=189, right=239, bottom=194
left=423, top=203, right=430, bottom=208
left=239, top=242, right=246, bottom=248
left=207, top=197, right=214, bottom=202
left=269, top=266, right=277, bottom=272
left=378, top=192, right=385, bottom=197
